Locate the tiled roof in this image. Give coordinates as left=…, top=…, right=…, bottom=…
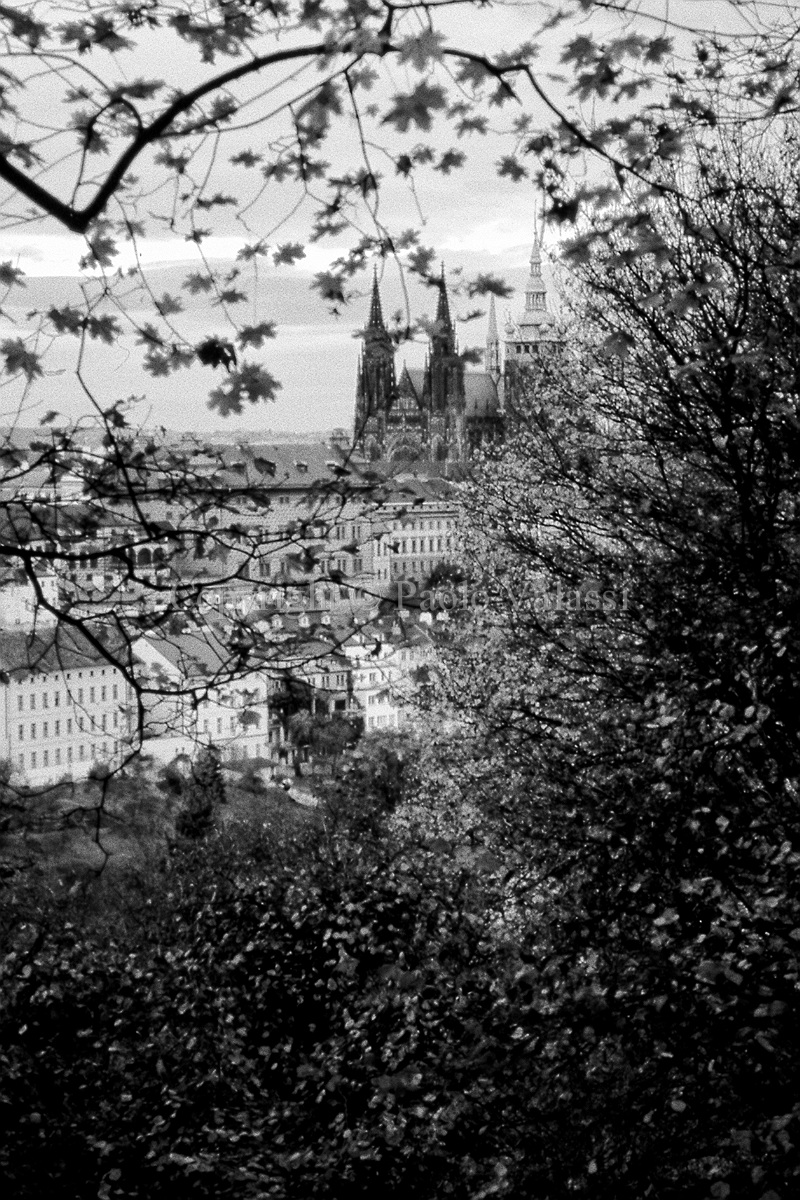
left=0, top=626, right=128, bottom=678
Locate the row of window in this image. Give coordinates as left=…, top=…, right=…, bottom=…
left=18, top=742, right=115, bottom=770
left=18, top=712, right=120, bottom=740
left=392, top=517, right=452, bottom=532
left=378, top=536, right=451, bottom=556
left=202, top=716, right=241, bottom=736
left=17, top=684, right=120, bottom=712
left=390, top=559, right=447, bottom=578
left=332, top=524, right=365, bottom=541
left=367, top=714, right=395, bottom=729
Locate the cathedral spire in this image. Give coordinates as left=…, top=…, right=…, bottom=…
left=354, top=268, right=396, bottom=457
left=434, top=263, right=454, bottom=337
left=486, top=293, right=501, bottom=380
left=367, top=266, right=386, bottom=333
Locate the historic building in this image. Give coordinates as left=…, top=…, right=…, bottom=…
left=502, top=217, right=559, bottom=404
left=353, top=268, right=504, bottom=464
left=353, top=227, right=556, bottom=463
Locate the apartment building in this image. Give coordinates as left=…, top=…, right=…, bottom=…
left=133, top=624, right=273, bottom=765
left=342, top=614, right=433, bottom=731
left=0, top=629, right=134, bottom=785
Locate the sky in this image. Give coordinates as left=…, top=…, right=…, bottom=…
left=0, top=0, right=757, bottom=436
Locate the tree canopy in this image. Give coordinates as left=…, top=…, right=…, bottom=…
left=3, top=12, right=800, bottom=1191
left=429, top=121, right=800, bottom=1197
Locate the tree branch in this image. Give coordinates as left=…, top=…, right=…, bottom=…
left=0, top=40, right=336, bottom=233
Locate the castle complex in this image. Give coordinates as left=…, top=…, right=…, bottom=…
left=0, top=227, right=558, bottom=786
left=353, top=226, right=556, bottom=463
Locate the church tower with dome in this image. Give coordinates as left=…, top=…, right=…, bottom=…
left=502, top=213, right=559, bottom=409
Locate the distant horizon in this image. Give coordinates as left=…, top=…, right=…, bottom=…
left=0, top=246, right=549, bottom=436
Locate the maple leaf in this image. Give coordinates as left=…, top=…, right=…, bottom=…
left=313, top=271, right=347, bottom=305
left=349, top=63, right=379, bottom=92
left=456, top=115, right=488, bottom=137
left=273, top=242, right=306, bottom=266
left=136, top=322, right=163, bottom=347
left=2, top=338, right=42, bottom=380
left=208, top=95, right=237, bottom=124
left=412, top=145, right=436, bottom=165
left=80, top=231, right=118, bottom=269
left=466, top=274, right=513, bottom=299
left=236, top=241, right=269, bottom=262
left=238, top=322, right=277, bottom=349
left=263, top=159, right=292, bottom=183
left=208, top=362, right=280, bottom=416
left=398, top=29, right=446, bottom=71
left=182, top=272, right=214, bottom=294
left=1, top=6, right=46, bottom=46
left=108, top=78, right=164, bottom=102
left=230, top=149, right=262, bottom=167
left=0, top=262, right=25, bottom=288
left=436, top=150, right=466, bottom=174
left=646, top=35, right=674, bottom=63
left=382, top=83, right=448, bottom=133
left=215, top=288, right=248, bottom=306
left=562, top=34, right=598, bottom=67
left=87, top=314, right=122, bottom=343
left=455, top=58, right=493, bottom=89
left=47, top=305, right=85, bottom=335
left=195, top=192, right=237, bottom=210
left=497, top=155, right=528, bottom=181
left=155, top=293, right=183, bottom=317
left=407, top=245, right=437, bottom=277
left=196, top=338, right=237, bottom=370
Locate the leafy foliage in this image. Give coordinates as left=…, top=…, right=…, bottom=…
left=436, top=126, right=800, bottom=1197
left=175, top=745, right=226, bottom=839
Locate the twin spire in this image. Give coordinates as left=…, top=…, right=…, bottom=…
left=367, top=262, right=455, bottom=342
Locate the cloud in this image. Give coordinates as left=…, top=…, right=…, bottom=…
left=439, top=218, right=540, bottom=258
left=0, top=233, right=347, bottom=278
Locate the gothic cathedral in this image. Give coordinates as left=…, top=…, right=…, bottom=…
left=353, top=227, right=556, bottom=463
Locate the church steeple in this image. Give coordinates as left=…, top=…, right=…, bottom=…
left=424, top=265, right=465, bottom=460
left=505, top=208, right=556, bottom=358
left=354, top=268, right=396, bottom=458
left=524, top=208, right=548, bottom=316
left=486, top=293, right=501, bottom=381
left=431, top=264, right=456, bottom=358
left=366, top=267, right=386, bottom=333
